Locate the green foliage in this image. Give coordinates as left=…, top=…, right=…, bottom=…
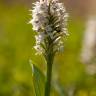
left=0, top=1, right=96, bottom=96
left=52, top=81, right=67, bottom=96
left=31, top=61, right=45, bottom=96
left=30, top=61, right=67, bottom=96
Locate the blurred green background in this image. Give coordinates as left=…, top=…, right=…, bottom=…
left=0, top=0, right=96, bottom=96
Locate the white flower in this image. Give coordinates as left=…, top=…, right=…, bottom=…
left=30, top=0, right=68, bottom=54
left=58, top=45, right=64, bottom=52
left=34, top=45, right=43, bottom=54
left=35, top=33, right=45, bottom=44
left=45, top=25, right=52, bottom=32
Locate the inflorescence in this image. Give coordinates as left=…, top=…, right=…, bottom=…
left=29, top=0, right=68, bottom=55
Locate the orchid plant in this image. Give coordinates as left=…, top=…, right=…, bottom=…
left=29, top=0, right=68, bottom=95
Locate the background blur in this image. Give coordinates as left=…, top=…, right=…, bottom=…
left=0, top=0, right=96, bottom=96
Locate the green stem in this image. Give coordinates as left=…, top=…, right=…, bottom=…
left=44, top=47, right=54, bottom=96
left=44, top=60, right=53, bottom=96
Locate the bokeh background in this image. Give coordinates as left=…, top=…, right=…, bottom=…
left=0, top=0, right=96, bottom=96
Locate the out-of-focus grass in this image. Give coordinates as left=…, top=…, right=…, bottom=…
left=0, top=1, right=96, bottom=96
left=0, top=3, right=34, bottom=96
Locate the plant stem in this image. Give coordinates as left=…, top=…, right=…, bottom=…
left=44, top=48, right=54, bottom=96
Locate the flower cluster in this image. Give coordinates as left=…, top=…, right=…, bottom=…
left=29, top=0, right=68, bottom=55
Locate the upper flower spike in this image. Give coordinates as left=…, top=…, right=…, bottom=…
left=30, top=0, right=69, bottom=54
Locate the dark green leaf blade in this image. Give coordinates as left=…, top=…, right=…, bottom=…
left=30, top=61, right=45, bottom=96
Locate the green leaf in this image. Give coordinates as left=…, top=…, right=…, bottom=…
left=30, top=60, right=45, bottom=96
left=52, top=81, right=67, bottom=96
left=30, top=60, right=66, bottom=96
